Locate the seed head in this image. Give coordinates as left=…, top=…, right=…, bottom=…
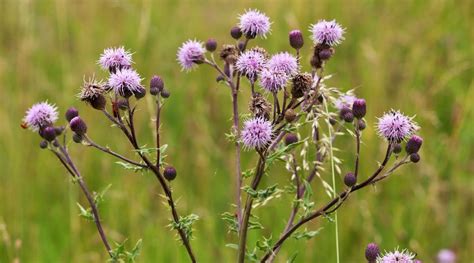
left=291, top=73, right=312, bottom=98
left=249, top=92, right=272, bottom=120
left=220, top=44, right=239, bottom=64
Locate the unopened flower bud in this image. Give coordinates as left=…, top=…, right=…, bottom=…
left=52, top=140, right=60, bottom=147
left=54, top=126, right=65, bottom=136
left=340, top=107, right=354, bottom=123
left=319, top=48, right=333, bottom=60
left=39, top=140, right=48, bottom=149
left=410, top=153, right=420, bottom=163
left=329, top=118, right=338, bottom=126
left=289, top=30, right=304, bottom=49
left=238, top=41, right=245, bottom=51
left=406, top=135, right=423, bottom=154
left=164, top=166, right=177, bottom=181
left=117, top=99, right=129, bottom=110
left=344, top=172, right=356, bottom=187
left=284, top=133, right=298, bottom=146
left=352, top=99, right=366, bottom=119
left=150, top=75, right=164, bottom=95
left=161, top=88, right=170, bottom=98
left=69, top=116, right=87, bottom=135
left=42, top=126, right=57, bottom=141
left=65, top=107, right=79, bottom=122
left=393, top=143, right=402, bottom=154
left=216, top=75, right=225, bottom=82
left=134, top=86, right=147, bottom=99
left=365, top=243, right=380, bottom=262
left=205, top=38, right=217, bottom=52
left=230, top=26, right=242, bottom=39
left=357, top=119, right=366, bottom=130
left=284, top=109, right=297, bottom=122
left=72, top=133, right=83, bottom=143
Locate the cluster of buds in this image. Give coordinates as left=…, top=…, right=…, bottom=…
left=65, top=107, right=87, bottom=143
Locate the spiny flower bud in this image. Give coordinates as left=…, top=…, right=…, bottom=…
left=284, top=133, right=298, bottom=146
left=284, top=109, right=297, bottom=123
left=410, top=153, right=420, bottom=163
left=393, top=143, right=402, bottom=154
left=365, top=243, right=380, bottom=262
left=69, top=116, right=87, bottom=135
left=357, top=119, right=366, bottom=130
left=205, top=38, right=217, bottom=52
left=41, top=126, right=57, bottom=142
left=289, top=30, right=304, bottom=50
left=340, top=107, right=354, bottom=123
left=344, top=172, right=356, bottom=187
left=352, top=99, right=367, bottom=119
left=65, top=107, right=79, bottom=122
left=406, top=135, right=423, bottom=154
left=134, top=86, right=147, bottom=99
left=39, top=140, right=48, bottom=149
left=164, top=166, right=177, bottom=181
left=161, top=88, right=170, bottom=99
left=72, top=133, right=83, bottom=143
left=230, top=26, right=242, bottom=39
left=150, top=75, right=164, bottom=95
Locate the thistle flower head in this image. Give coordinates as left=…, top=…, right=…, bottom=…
left=310, top=20, right=345, bottom=46
left=98, top=46, right=133, bottom=72
left=437, top=249, right=456, bottom=263
left=377, top=110, right=419, bottom=143
left=108, top=68, right=143, bottom=97
left=268, top=52, right=299, bottom=76
left=241, top=117, right=273, bottom=149
left=23, top=102, right=59, bottom=131
left=177, top=40, right=206, bottom=71
left=78, top=76, right=106, bottom=101
left=238, top=9, right=271, bottom=38
left=334, top=94, right=357, bottom=110
left=259, top=69, right=289, bottom=93
left=376, top=248, right=416, bottom=263
left=236, top=50, right=267, bottom=80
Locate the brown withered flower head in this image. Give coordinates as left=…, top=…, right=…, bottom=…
left=78, top=76, right=107, bottom=110
left=291, top=73, right=312, bottom=98
left=220, top=44, right=239, bottom=64
left=249, top=92, right=272, bottom=120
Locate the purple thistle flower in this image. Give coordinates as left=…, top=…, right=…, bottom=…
left=310, top=20, right=345, bottom=46
left=236, top=50, right=266, bottom=80
left=377, top=110, right=419, bottom=143
left=376, top=249, right=416, bottom=263
left=98, top=46, right=133, bottom=71
left=23, top=102, right=59, bottom=131
left=334, top=94, right=357, bottom=110
left=108, top=68, right=143, bottom=97
left=437, top=249, right=456, bottom=263
left=238, top=9, right=271, bottom=38
left=268, top=52, right=299, bottom=76
left=177, top=40, right=206, bottom=71
left=241, top=117, right=273, bottom=149
left=259, top=69, right=289, bottom=93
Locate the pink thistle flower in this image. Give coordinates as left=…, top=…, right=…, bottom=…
left=376, top=248, right=416, bottom=263
left=98, top=46, right=133, bottom=72
left=23, top=102, right=58, bottom=131
left=241, top=117, right=273, bottom=149
left=268, top=52, right=299, bottom=76
left=259, top=69, right=289, bottom=93
left=437, top=249, right=456, bottom=263
left=108, top=68, right=143, bottom=97
left=238, top=9, right=271, bottom=38
left=377, top=110, right=419, bottom=143
left=177, top=40, right=206, bottom=71
left=334, top=94, right=357, bottom=110
left=310, top=20, right=345, bottom=46
left=236, top=50, right=266, bottom=80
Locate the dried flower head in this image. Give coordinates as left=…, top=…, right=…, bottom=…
left=108, top=68, right=143, bottom=97
left=310, top=20, right=345, bottom=46
left=236, top=50, right=266, bottom=80
left=377, top=110, right=419, bottom=143
left=78, top=76, right=107, bottom=109
left=241, top=117, right=273, bottom=149
left=98, top=46, right=133, bottom=72
left=376, top=248, right=416, bottom=263
left=291, top=73, right=312, bottom=98
left=268, top=52, right=298, bottom=76
left=249, top=92, right=272, bottom=120
left=259, top=69, right=289, bottom=93
left=220, top=44, right=239, bottom=64
left=250, top=46, right=269, bottom=59
left=177, top=40, right=206, bottom=71
left=23, top=102, right=59, bottom=131
left=238, top=9, right=271, bottom=38
left=334, top=94, right=356, bottom=110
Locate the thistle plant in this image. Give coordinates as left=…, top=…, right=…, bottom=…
left=23, top=8, right=426, bottom=262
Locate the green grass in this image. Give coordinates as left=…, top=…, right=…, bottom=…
left=0, top=0, right=473, bottom=262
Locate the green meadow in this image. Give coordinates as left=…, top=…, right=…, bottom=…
left=0, top=0, right=472, bottom=262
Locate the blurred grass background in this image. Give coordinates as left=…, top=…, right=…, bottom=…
left=0, top=0, right=473, bottom=262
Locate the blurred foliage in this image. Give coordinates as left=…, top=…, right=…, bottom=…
left=0, top=0, right=472, bottom=262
